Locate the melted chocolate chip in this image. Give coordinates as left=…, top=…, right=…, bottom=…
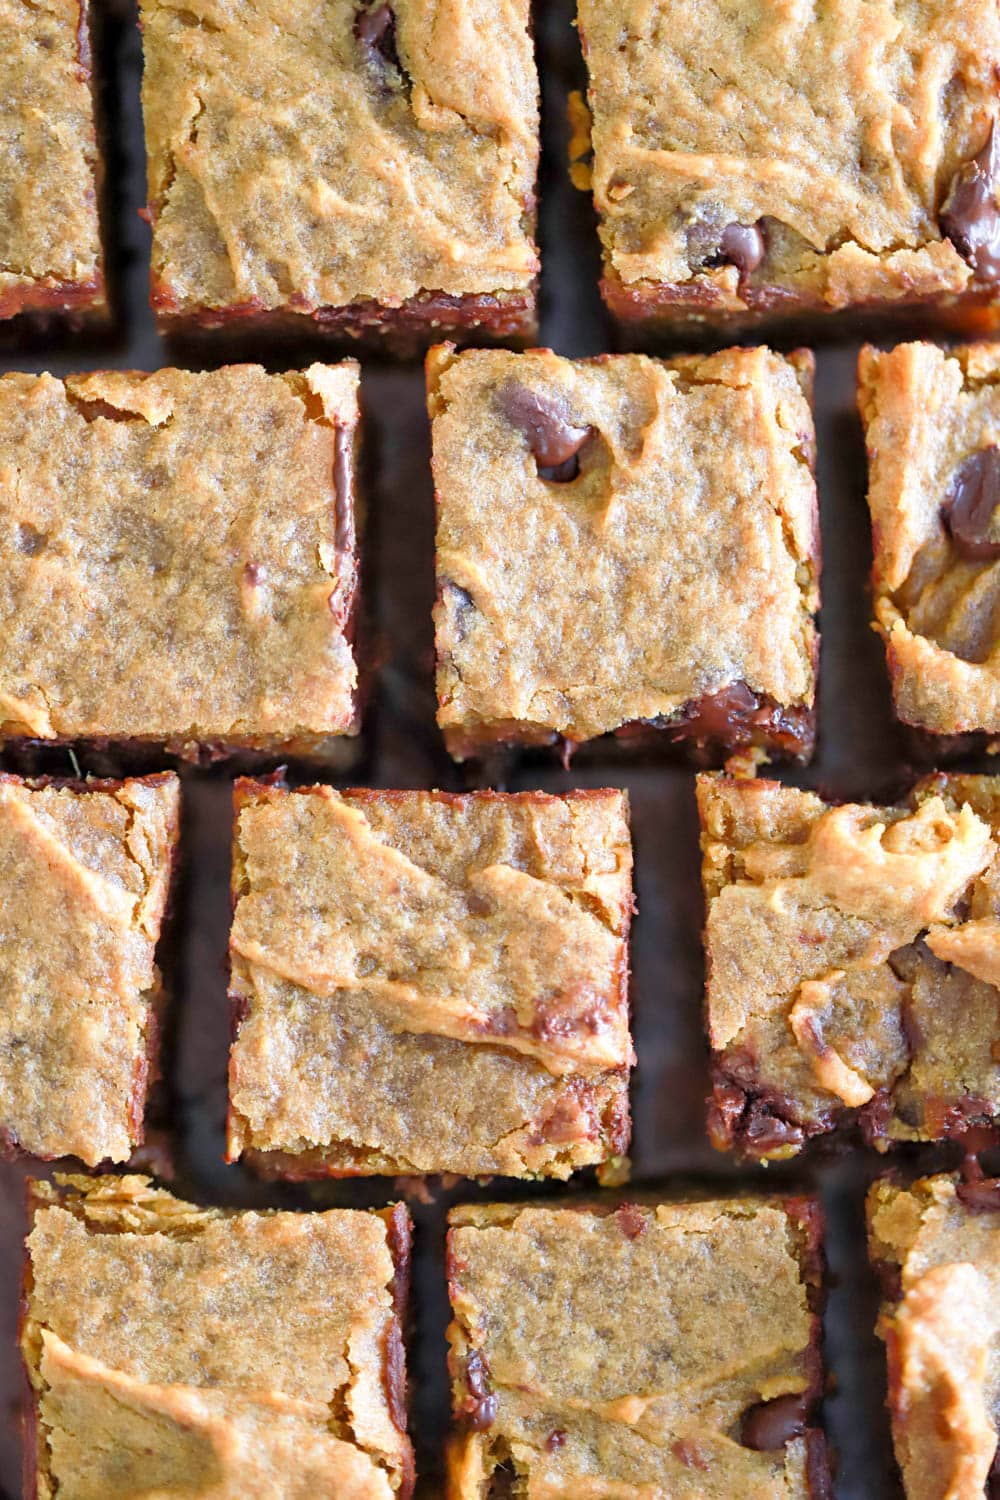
left=942, top=446, right=1000, bottom=561
left=616, top=1202, right=647, bottom=1240
left=956, top=1176, right=1000, bottom=1213
left=497, top=383, right=591, bottom=475
left=741, top=1392, right=811, bottom=1451
left=545, top=1429, right=567, bottom=1453
left=669, top=681, right=807, bottom=754
left=743, top=1102, right=806, bottom=1155
left=940, top=123, right=1000, bottom=282
left=719, top=221, right=765, bottom=276
left=355, top=3, right=401, bottom=70
left=463, top=1349, right=498, bottom=1430
left=15, top=522, right=46, bottom=556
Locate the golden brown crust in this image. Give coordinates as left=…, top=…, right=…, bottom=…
left=578, top=1, right=1000, bottom=331
left=868, top=1173, right=1000, bottom=1500
left=0, top=0, right=105, bottom=321
left=860, top=340, right=1000, bottom=738
left=700, top=772, right=1000, bottom=1159
left=0, top=774, right=179, bottom=1166
left=445, top=1196, right=826, bottom=1498
left=0, top=364, right=360, bottom=751
left=429, top=344, right=819, bottom=760
left=140, top=0, right=539, bottom=333
left=227, top=782, right=634, bottom=1179
left=21, top=1174, right=414, bottom=1498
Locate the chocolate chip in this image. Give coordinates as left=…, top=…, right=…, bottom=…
left=940, top=123, right=1000, bottom=282
left=942, top=446, right=1000, bottom=560
left=741, top=1392, right=811, bottom=1451
left=672, top=681, right=771, bottom=741
left=355, top=3, right=401, bottom=71
left=243, top=561, right=265, bottom=585
left=720, top=221, right=765, bottom=276
left=497, top=382, right=591, bottom=476
left=463, top=1349, right=498, bottom=1430
left=616, top=1202, right=647, bottom=1240
left=956, top=1177, right=1000, bottom=1213
left=545, top=1429, right=567, bottom=1452
left=14, top=522, right=46, bottom=556
left=744, top=1103, right=805, bottom=1156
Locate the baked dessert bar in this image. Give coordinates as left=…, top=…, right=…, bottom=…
left=869, top=1171, right=1000, bottom=1498
left=139, top=0, right=539, bottom=343
left=574, top=1, right=1000, bottom=337
left=21, top=1174, right=414, bottom=1497
left=446, top=1196, right=827, bottom=1498
left=0, top=363, right=360, bottom=757
left=860, top=340, right=1000, bottom=747
left=430, top=344, right=819, bottom=763
left=0, top=0, right=105, bottom=322
left=700, top=771, right=1000, bottom=1160
left=0, top=773, right=178, bottom=1166
left=227, top=782, right=634, bottom=1178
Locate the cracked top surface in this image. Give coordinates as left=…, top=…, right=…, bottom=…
left=228, top=783, right=633, bottom=1178
left=0, top=0, right=102, bottom=306
left=700, top=772, right=1000, bottom=1156
left=0, top=775, right=178, bottom=1165
left=578, top=0, right=1000, bottom=309
left=869, top=1174, right=1000, bottom=1500
left=860, top=341, right=1000, bottom=735
left=430, top=345, right=819, bottom=747
left=446, top=1197, right=822, bottom=1499
left=22, top=1175, right=413, bottom=1498
left=0, top=364, right=359, bottom=748
left=139, top=0, right=539, bottom=317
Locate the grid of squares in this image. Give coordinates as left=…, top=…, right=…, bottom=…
left=4, top=3, right=1000, bottom=1497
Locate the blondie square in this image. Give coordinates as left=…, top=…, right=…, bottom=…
left=21, top=1174, right=414, bottom=1497
left=140, top=0, right=539, bottom=342
left=0, top=773, right=178, bottom=1166
left=227, top=782, right=634, bottom=1178
left=860, top=340, right=1000, bottom=745
left=0, top=363, right=360, bottom=756
left=446, top=1196, right=826, bottom=1498
left=869, top=1172, right=1000, bottom=1499
left=430, top=344, right=819, bottom=762
left=700, top=772, right=1000, bottom=1159
left=576, top=1, right=1000, bottom=337
left=0, top=0, right=104, bottom=321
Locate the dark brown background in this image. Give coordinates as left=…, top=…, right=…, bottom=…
left=0, top=3, right=982, bottom=1494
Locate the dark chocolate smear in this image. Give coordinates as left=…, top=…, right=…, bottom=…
left=940, top=122, right=1000, bottom=282
left=942, top=446, right=1000, bottom=561
left=497, top=382, right=591, bottom=476
left=741, top=1391, right=812, bottom=1451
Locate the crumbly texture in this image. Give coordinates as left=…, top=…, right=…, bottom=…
left=0, top=0, right=104, bottom=319
left=446, top=1197, right=825, bottom=1499
left=430, top=344, right=819, bottom=758
left=0, top=364, right=359, bottom=752
left=700, top=772, right=1000, bottom=1159
left=577, top=1, right=1000, bottom=328
left=21, top=1175, right=414, bottom=1499
left=869, top=1173, right=1000, bottom=1500
left=860, top=340, right=1000, bottom=737
left=140, top=0, right=538, bottom=332
left=228, top=783, right=634, bottom=1178
left=0, top=775, right=178, bottom=1165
